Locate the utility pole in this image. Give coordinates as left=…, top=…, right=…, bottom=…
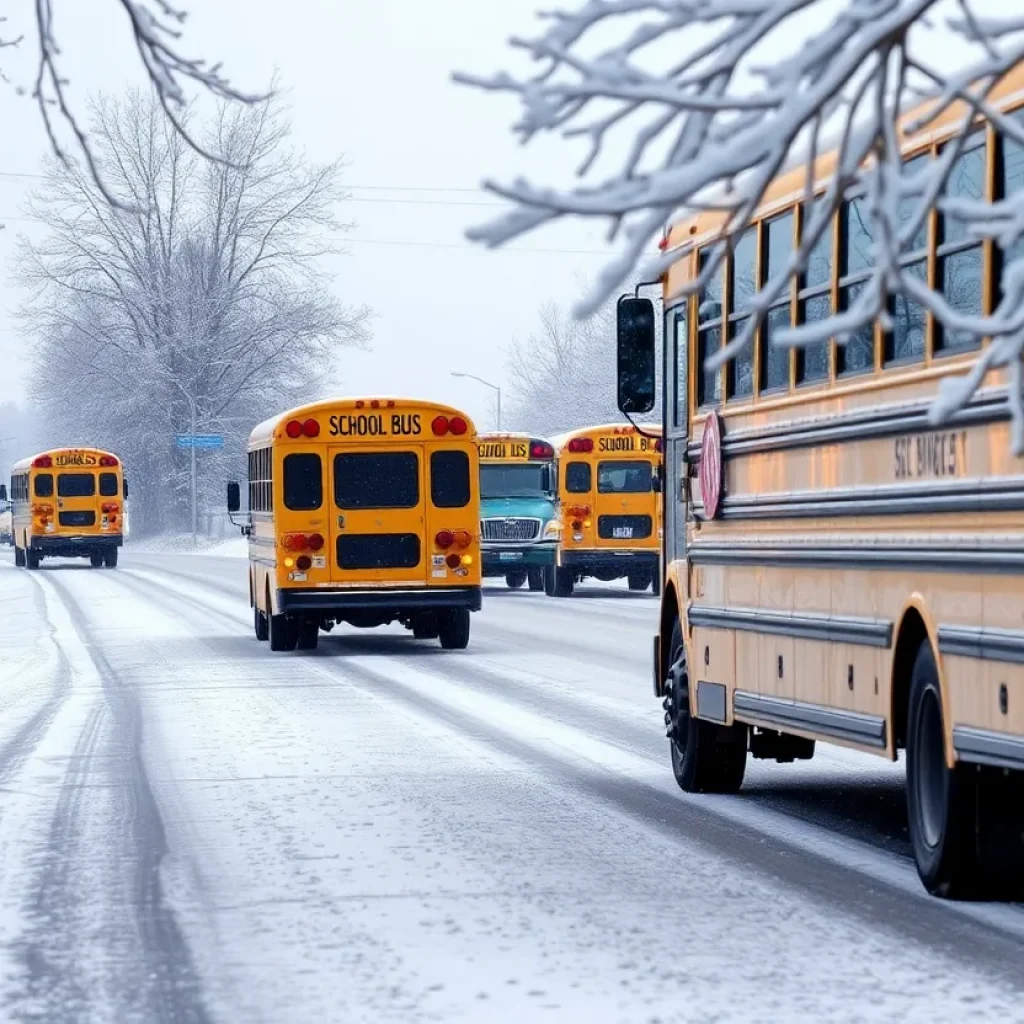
left=450, top=372, right=502, bottom=430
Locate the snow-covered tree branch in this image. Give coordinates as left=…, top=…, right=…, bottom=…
left=460, top=0, right=1024, bottom=449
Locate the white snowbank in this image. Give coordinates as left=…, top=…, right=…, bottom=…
left=128, top=534, right=249, bottom=558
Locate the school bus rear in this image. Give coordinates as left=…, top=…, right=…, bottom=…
left=548, top=424, right=662, bottom=597
left=232, top=398, right=482, bottom=651
left=10, top=448, right=125, bottom=569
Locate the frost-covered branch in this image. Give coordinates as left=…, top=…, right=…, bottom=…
left=462, top=0, right=1024, bottom=450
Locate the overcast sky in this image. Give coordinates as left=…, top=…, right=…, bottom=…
left=0, top=1, right=618, bottom=434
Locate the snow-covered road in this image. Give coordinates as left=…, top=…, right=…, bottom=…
left=1, top=550, right=1023, bottom=1022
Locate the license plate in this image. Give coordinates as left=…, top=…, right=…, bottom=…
left=612, top=527, right=634, bottom=539
left=499, top=551, right=522, bottom=560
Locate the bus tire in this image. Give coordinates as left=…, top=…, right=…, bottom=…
left=543, top=565, right=556, bottom=596
left=14, top=544, right=25, bottom=567
left=295, top=617, right=319, bottom=651
left=906, top=641, right=981, bottom=898
left=90, top=552, right=104, bottom=568
left=527, top=567, right=544, bottom=591
left=627, top=571, right=649, bottom=591
left=505, top=570, right=527, bottom=589
left=439, top=608, right=470, bottom=650
left=268, top=610, right=298, bottom=652
left=552, top=566, right=574, bottom=598
left=25, top=548, right=40, bottom=571
left=254, top=604, right=269, bottom=642
left=664, top=619, right=746, bottom=794
left=103, top=548, right=118, bottom=568
left=413, top=615, right=438, bottom=640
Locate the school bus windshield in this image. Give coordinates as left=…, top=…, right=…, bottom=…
left=480, top=463, right=548, bottom=499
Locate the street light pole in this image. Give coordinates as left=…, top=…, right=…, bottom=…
left=450, top=372, right=501, bottom=430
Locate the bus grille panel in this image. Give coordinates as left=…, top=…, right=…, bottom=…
left=480, top=518, right=541, bottom=542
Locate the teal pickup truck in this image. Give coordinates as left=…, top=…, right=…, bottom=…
left=477, top=433, right=559, bottom=590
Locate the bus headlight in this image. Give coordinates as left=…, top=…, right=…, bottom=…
left=543, top=520, right=561, bottom=539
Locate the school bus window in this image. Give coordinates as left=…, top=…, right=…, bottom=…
left=283, top=453, right=322, bottom=511
left=598, top=460, right=652, bottom=493
left=564, top=461, right=591, bottom=493
left=796, top=201, right=832, bottom=384
left=726, top=227, right=756, bottom=401
left=673, top=309, right=687, bottom=428
left=761, top=211, right=794, bottom=392
left=997, top=112, right=1024, bottom=286
left=837, top=196, right=876, bottom=376
left=338, top=533, right=420, bottom=570
left=430, top=450, right=470, bottom=509
left=58, top=473, right=96, bottom=498
left=35, top=473, right=53, bottom=498
left=886, top=261, right=928, bottom=364
left=334, top=452, right=418, bottom=509
left=935, top=131, right=985, bottom=353
left=696, top=248, right=723, bottom=407
left=99, top=472, right=118, bottom=497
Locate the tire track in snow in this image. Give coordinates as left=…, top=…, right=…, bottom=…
left=33, top=572, right=213, bottom=1024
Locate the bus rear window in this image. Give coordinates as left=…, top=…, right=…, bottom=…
left=430, top=451, right=470, bottom=508
left=284, top=453, right=323, bottom=511
left=34, top=474, right=53, bottom=498
left=334, top=453, right=419, bottom=509
left=564, top=462, right=591, bottom=493
left=598, top=461, right=653, bottom=493
left=58, top=473, right=96, bottom=497
left=99, top=473, right=119, bottom=497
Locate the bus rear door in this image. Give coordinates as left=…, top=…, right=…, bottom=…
left=594, top=459, right=655, bottom=547
left=328, top=444, right=428, bottom=585
left=56, top=468, right=99, bottom=534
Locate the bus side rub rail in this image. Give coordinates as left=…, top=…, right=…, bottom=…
left=952, top=727, right=1024, bottom=772
left=733, top=692, right=887, bottom=749
left=938, top=625, right=1024, bottom=664
left=688, top=604, right=892, bottom=647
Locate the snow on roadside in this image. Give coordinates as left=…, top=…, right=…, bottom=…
left=127, top=534, right=248, bottom=558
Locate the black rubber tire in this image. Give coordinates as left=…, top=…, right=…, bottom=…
left=505, top=569, right=527, bottom=589
left=295, top=617, right=320, bottom=651
left=268, top=609, right=298, bottom=652
left=254, top=604, right=269, bottom=642
left=90, top=553, right=104, bottom=568
left=552, top=566, right=574, bottom=598
left=14, top=544, right=25, bottom=567
left=527, top=567, right=544, bottom=592
left=543, top=565, right=556, bottom=597
left=438, top=608, right=471, bottom=650
left=665, top=619, right=746, bottom=794
left=103, top=548, right=118, bottom=568
left=627, top=571, right=648, bottom=591
left=25, top=548, right=40, bottom=570
left=413, top=615, right=438, bottom=640
left=906, top=642, right=980, bottom=898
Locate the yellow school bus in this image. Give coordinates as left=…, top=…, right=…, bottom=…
left=8, top=448, right=125, bottom=569
left=228, top=397, right=482, bottom=652
left=614, top=67, right=1024, bottom=898
left=547, top=423, right=662, bottom=598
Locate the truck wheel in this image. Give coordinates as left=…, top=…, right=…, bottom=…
left=664, top=619, right=746, bottom=794
left=413, top=614, right=439, bottom=640
left=103, top=548, right=118, bottom=568
left=439, top=608, right=470, bottom=650
left=295, top=617, right=320, bottom=651
left=543, top=566, right=556, bottom=596
left=627, top=571, right=648, bottom=591
left=906, top=641, right=980, bottom=897
left=527, top=567, right=544, bottom=592
left=552, top=566, right=574, bottom=598
left=14, top=545, right=25, bottom=567
left=268, top=610, right=298, bottom=652
left=254, top=604, right=269, bottom=642
left=90, top=553, right=104, bottom=568
left=505, top=570, right=527, bottom=589
left=25, top=548, right=40, bottom=571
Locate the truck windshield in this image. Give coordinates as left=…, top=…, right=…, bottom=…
left=480, top=463, right=547, bottom=499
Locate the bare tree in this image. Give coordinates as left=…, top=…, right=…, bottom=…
left=459, top=2, right=1024, bottom=448
left=2, top=1, right=258, bottom=205
left=19, top=91, right=369, bottom=535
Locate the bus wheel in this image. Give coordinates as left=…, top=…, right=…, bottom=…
left=25, top=549, right=40, bottom=571
left=664, top=619, right=746, bottom=794
left=254, top=604, right=269, bottom=642
left=103, top=548, right=118, bottom=568
left=527, top=567, right=544, bottom=592
left=268, top=611, right=298, bottom=652
left=90, top=552, right=104, bottom=568
left=14, top=545, right=25, bottom=568
left=505, top=570, right=527, bottom=589
left=295, top=617, right=320, bottom=651
left=552, top=567, right=574, bottom=598
left=906, top=642, right=980, bottom=898
left=627, top=571, right=649, bottom=591
left=413, top=614, right=439, bottom=640
left=439, top=608, right=470, bottom=650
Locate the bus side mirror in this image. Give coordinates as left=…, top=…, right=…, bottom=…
left=617, top=295, right=656, bottom=415
left=0, top=484, right=7, bottom=502
left=123, top=478, right=129, bottom=499
left=652, top=473, right=662, bottom=494
left=541, top=465, right=553, bottom=495
left=227, top=481, right=241, bottom=513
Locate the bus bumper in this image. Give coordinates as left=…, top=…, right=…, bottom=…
left=30, top=535, right=123, bottom=556
left=557, top=549, right=658, bottom=577
left=277, top=586, right=482, bottom=615
left=481, top=543, right=556, bottom=576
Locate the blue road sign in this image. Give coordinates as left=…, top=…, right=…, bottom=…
left=176, top=434, right=224, bottom=450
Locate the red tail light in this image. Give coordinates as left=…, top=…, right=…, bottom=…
left=435, top=529, right=454, bottom=549
left=453, top=530, right=473, bottom=550
left=449, top=416, right=468, bottom=436
left=567, top=438, right=594, bottom=453
left=32, top=455, right=53, bottom=468
left=445, top=553, right=462, bottom=569
left=302, top=418, right=320, bottom=438
left=530, top=441, right=553, bottom=459
left=282, top=533, right=308, bottom=551
left=307, top=532, right=325, bottom=552
left=296, top=555, right=312, bottom=571
left=285, top=419, right=303, bottom=439
left=431, top=415, right=449, bottom=436
left=98, top=455, right=119, bottom=467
